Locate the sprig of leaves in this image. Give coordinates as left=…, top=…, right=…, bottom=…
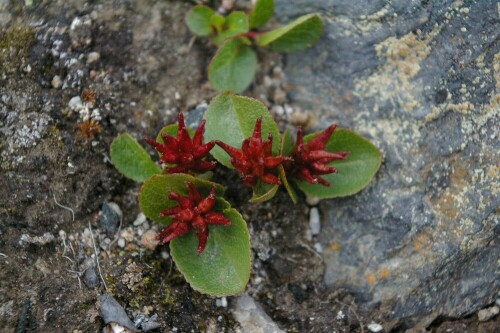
left=109, top=93, right=381, bottom=296
left=185, top=0, right=323, bottom=93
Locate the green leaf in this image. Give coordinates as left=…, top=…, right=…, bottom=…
left=295, top=129, right=381, bottom=200
left=139, top=174, right=225, bottom=225
left=110, top=134, right=161, bottom=182
left=204, top=92, right=281, bottom=168
left=249, top=0, right=274, bottom=29
left=256, top=13, right=323, bottom=52
left=212, top=11, right=249, bottom=45
left=186, top=5, right=215, bottom=37
left=279, top=129, right=298, bottom=203
left=249, top=181, right=279, bottom=203
left=208, top=39, right=257, bottom=93
left=278, top=165, right=297, bottom=204
left=281, top=127, right=294, bottom=157
left=139, top=174, right=249, bottom=296
left=210, top=14, right=225, bottom=33
left=170, top=205, right=250, bottom=296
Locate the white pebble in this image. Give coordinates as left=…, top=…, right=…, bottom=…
left=309, top=207, right=320, bottom=235
left=68, top=96, right=83, bottom=111
left=117, top=238, right=126, bottom=248
left=478, top=306, right=499, bottom=322
left=133, top=213, right=147, bottom=226
left=51, top=75, right=62, bottom=89
left=216, top=297, right=228, bottom=307
left=86, top=51, right=100, bottom=64
left=367, top=323, right=383, bottom=332
left=313, top=242, right=323, bottom=253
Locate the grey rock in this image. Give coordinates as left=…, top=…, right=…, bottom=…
left=477, top=306, right=499, bottom=322
left=139, top=314, right=162, bottom=332
left=99, top=294, right=138, bottom=332
left=185, top=103, right=208, bottom=128
left=83, top=266, right=100, bottom=288
left=276, top=0, right=499, bottom=330
left=232, top=294, right=285, bottom=333
left=100, top=202, right=121, bottom=234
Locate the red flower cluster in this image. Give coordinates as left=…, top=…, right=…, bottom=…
left=157, top=182, right=230, bottom=254
left=215, top=117, right=289, bottom=187
left=288, top=125, right=348, bottom=186
left=145, top=113, right=216, bottom=174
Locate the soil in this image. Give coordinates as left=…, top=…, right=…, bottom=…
left=0, top=1, right=497, bottom=332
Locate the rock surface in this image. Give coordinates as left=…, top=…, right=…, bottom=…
left=276, top=0, right=499, bottom=330
left=232, top=294, right=285, bottom=333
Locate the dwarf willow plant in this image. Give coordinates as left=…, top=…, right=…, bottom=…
left=110, top=92, right=381, bottom=296
left=186, top=0, right=323, bottom=93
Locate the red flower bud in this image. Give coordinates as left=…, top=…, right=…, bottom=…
left=288, top=125, right=348, bottom=186
left=157, top=182, right=230, bottom=255
left=215, top=117, right=290, bottom=187
left=145, top=113, right=216, bottom=174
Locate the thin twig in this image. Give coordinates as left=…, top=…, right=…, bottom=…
left=185, top=35, right=196, bottom=53
left=62, top=255, right=74, bottom=263
left=67, top=240, right=82, bottom=289
left=66, top=269, right=85, bottom=275
left=299, top=241, right=324, bottom=262
left=335, top=300, right=365, bottom=333
left=53, top=194, right=75, bottom=222
left=0, top=253, right=8, bottom=258
left=88, top=221, right=108, bottom=291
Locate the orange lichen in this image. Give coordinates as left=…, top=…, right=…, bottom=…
left=330, top=242, right=341, bottom=251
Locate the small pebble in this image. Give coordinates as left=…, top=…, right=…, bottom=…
left=216, top=297, right=228, bottom=307
left=141, top=230, right=159, bottom=251
left=86, top=51, right=100, bottom=64
left=100, top=202, right=121, bottom=234
left=367, top=323, right=383, bottom=332
left=83, top=267, right=100, bottom=288
left=478, top=305, right=499, bottom=322
left=309, top=207, right=320, bottom=236
left=51, top=75, right=62, bottom=89
left=120, top=229, right=134, bottom=242
left=133, top=213, right=147, bottom=226
left=313, top=242, right=323, bottom=253
left=68, top=96, right=83, bottom=111
left=290, top=109, right=310, bottom=126
left=273, top=89, right=286, bottom=104
left=272, top=105, right=285, bottom=116
left=117, top=238, right=126, bottom=248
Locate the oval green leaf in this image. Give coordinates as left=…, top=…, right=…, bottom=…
left=204, top=92, right=281, bottom=168
left=210, top=14, right=225, bottom=33
left=256, top=13, right=323, bottom=52
left=295, top=129, right=381, bottom=199
left=170, top=205, right=250, bottom=296
left=279, top=128, right=298, bottom=203
left=110, top=133, right=161, bottom=182
left=139, top=174, right=225, bottom=225
left=208, top=39, right=257, bottom=93
left=249, top=0, right=274, bottom=29
left=186, top=5, right=215, bottom=37
left=212, top=11, right=249, bottom=45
